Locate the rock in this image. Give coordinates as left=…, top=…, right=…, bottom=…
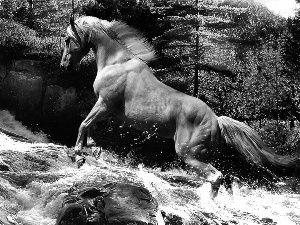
left=42, top=85, right=80, bottom=145
left=0, top=71, right=43, bottom=122
left=161, top=211, right=183, bottom=225
left=43, top=85, right=77, bottom=119
left=56, top=183, right=163, bottom=225
left=10, top=60, right=47, bottom=78
left=0, top=210, right=11, bottom=225
left=261, top=217, right=276, bottom=224
left=0, top=63, right=6, bottom=81
left=0, top=158, right=11, bottom=171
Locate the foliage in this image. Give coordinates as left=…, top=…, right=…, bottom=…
left=80, top=0, right=172, bottom=40
left=221, top=0, right=285, bottom=44
left=217, top=0, right=250, bottom=8
left=0, top=18, right=61, bottom=59
left=253, top=120, right=300, bottom=156
left=281, top=16, right=300, bottom=122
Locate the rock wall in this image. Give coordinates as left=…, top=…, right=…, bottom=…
left=2, top=71, right=43, bottom=123
left=0, top=57, right=80, bottom=144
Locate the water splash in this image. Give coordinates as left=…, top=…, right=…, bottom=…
left=0, top=132, right=299, bottom=225
left=0, top=110, right=48, bottom=143
left=136, top=165, right=300, bottom=224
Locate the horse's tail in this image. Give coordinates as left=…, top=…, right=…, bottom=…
left=217, top=116, right=299, bottom=172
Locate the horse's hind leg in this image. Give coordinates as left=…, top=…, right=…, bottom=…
left=71, top=97, right=108, bottom=167
left=175, top=144, right=223, bottom=198
left=174, top=126, right=223, bottom=198
left=179, top=151, right=223, bottom=198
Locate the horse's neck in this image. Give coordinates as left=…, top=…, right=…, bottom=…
left=93, top=40, right=130, bottom=71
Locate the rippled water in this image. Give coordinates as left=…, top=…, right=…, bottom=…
left=0, top=133, right=299, bottom=225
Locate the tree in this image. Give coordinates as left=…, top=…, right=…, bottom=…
left=282, top=13, right=300, bottom=124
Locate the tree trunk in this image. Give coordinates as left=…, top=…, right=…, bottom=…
left=2, top=0, right=13, bottom=18
left=193, top=0, right=200, bottom=97
left=27, top=0, right=34, bottom=28
left=290, top=120, right=295, bottom=129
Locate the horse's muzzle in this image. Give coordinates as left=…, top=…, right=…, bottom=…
left=60, top=61, right=72, bottom=72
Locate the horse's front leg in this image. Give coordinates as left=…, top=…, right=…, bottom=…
left=85, top=127, right=102, bottom=159
left=86, top=128, right=96, bottom=147
left=71, top=97, right=108, bottom=167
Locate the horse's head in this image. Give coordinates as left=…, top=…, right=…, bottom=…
left=60, top=18, right=90, bottom=71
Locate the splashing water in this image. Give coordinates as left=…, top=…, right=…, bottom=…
left=136, top=166, right=300, bottom=225
left=0, top=110, right=48, bottom=143
left=0, top=132, right=299, bottom=225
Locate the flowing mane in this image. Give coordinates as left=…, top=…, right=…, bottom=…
left=71, top=16, right=156, bottom=62
left=109, top=20, right=156, bottom=62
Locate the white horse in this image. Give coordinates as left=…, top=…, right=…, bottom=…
left=60, top=16, right=299, bottom=198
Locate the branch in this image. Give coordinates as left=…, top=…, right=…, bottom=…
left=198, top=63, right=235, bottom=79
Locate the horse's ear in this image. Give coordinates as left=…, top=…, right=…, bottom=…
left=69, top=17, right=81, bottom=46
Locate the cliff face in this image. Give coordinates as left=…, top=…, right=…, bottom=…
left=0, top=59, right=76, bottom=122
left=0, top=60, right=44, bottom=123
left=0, top=58, right=82, bottom=145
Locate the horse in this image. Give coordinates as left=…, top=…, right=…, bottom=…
left=60, top=16, right=299, bottom=198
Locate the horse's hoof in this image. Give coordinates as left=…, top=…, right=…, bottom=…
left=67, top=152, right=76, bottom=163
left=76, top=156, right=86, bottom=168
left=210, top=176, right=222, bottom=199
left=87, top=138, right=96, bottom=147
left=221, top=174, right=234, bottom=194
left=92, top=147, right=101, bottom=160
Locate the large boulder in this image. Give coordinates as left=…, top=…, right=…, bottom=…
left=0, top=63, right=6, bottom=82
left=42, top=85, right=77, bottom=117
left=0, top=59, right=48, bottom=123
left=42, top=85, right=79, bottom=144
left=56, top=183, right=164, bottom=225
left=10, top=60, right=47, bottom=78
left=0, top=71, right=43, bottom=123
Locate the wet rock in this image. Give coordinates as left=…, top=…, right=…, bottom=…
left=10, top=60, right=47, bottom=77
left=161, top=211, right=183, bottom=225
left=42, top=85, right=77, bottom=119
left=1, top=71, right=43, bottom=122
left=0, top=209, right=11, bottom=225
left=0, top=126, right=31, bottom=143
left=42, top=85, right=80, bottom=145
left=261, top=217, right=276, bottom=225
left=56, top=183, right=162, bottom=225
left=0, top=63, right=6, bottom=81
left=0, top=158, right=10, bottom=171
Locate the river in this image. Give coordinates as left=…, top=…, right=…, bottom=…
left=0, top=128, right=299, bottom=225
